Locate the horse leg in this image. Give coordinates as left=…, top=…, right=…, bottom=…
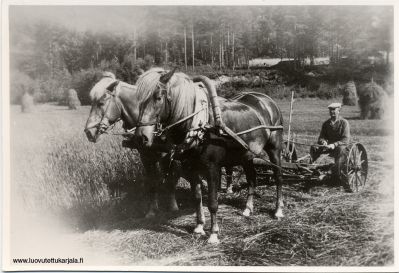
left=182, top=167, right=205, bottom=235
left=163, top=160, right=180, bottom=212
left=225, top=166, right=233, bottom=194
left=165, top=177, right=179, bottom=212
left=266, top=148, right=284, bottom=219
left=141, top=157, right=161, bottom=218
left=206, top=162, right=220, bottom=244
left=242, top=160, right=257, bottom=217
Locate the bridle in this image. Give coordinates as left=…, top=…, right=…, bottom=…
left=137, top=81, right=172, bottom=131
left=85, top=80, right=123, bottom=134
left=136, top=79, right=207, bottom=137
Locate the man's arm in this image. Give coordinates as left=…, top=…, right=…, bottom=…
left=318, top=122, right=328, bottom=145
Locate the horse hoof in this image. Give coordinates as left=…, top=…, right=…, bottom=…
left=145, top=211, right=156, bottom=219
left=167, top=199, right=179, bottom=212
left=168, top=205, right=179, bottom=212
left=242, top=208, right=252, bottom=217
left=207, top=234, right=220, bottom=244
left=193, top=225, right=205, bottom=236
left=274, top=209, right=284, bottom=219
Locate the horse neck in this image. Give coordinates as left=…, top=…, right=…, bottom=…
left=117, top=86, right=139, bottom=128
left=160, top=82, right=196, bottom=142
left=169, top=84, right=196, bottom=126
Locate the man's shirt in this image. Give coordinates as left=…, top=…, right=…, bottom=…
left=318, top=117, right=350, bottom=147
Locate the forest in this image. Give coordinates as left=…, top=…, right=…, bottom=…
left=9, top=6, right=393, bottom=105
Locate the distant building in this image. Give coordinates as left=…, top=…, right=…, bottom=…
left=303, top=57, right=330, bottom=66
left=367, top=51, right=393, bottom=65
left=249, top=57, right=330, bottom=68
left=249, top=58, right=293, bottom=68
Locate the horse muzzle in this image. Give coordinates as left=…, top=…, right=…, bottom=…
left=84, top=127, right=98, bottom=143
left=135, top=125, right=156, bottom=148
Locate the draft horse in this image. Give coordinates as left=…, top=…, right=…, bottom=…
left=135, top=68, right=285, bottom=244
left=84, top=72, right=180, bottom=217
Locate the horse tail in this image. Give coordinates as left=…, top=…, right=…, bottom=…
left=191, top=75, right=223, bottom=128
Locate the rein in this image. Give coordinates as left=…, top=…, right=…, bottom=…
left=154, top=106, right=206, bottom=136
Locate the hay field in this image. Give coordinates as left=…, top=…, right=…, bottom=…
left=8, top=99, right=394, bottom=267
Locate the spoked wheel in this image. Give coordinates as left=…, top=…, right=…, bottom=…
left=340, top=143, right=368, bottom=192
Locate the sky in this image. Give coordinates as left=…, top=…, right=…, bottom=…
left=9, top=6, right=149, bottom=34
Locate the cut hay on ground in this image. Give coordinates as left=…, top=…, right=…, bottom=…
left=358, top=81, right=388, bottom=119
left=10, top=98, right=393, bottom=266
left=67, top=89, right=81, bottom=110
left=21, top=92, right=34, bottom=113
left=342, top=80, right=357, bottom=106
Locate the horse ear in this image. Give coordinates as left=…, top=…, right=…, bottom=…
left=160, top=67, right=177, bottom=84
left=106, top=81, right=119, bottom=92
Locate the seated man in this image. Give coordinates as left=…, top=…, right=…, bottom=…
left=310, top=103, right=350, bottom=165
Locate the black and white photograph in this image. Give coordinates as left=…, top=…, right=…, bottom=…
left=2, top=1, right=397, bottom=271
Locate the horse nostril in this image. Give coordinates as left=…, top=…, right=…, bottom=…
left=142, top=134, right=149, bottom=144
left=85, top=129, right=96, bottom=143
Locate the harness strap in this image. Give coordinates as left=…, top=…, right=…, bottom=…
left=221, top=124, right=295, bottom=175
left=155, top=106, right=206, bottom=136
left=236, top=125, right=284, bottom=135
left=242, top=93, right=271, bottom=125
left=231, top=93, right=283, bottom=136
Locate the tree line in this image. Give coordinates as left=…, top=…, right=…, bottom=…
left=10, top=6, right=392, bottom=104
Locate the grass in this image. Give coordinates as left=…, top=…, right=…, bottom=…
left=10, top=104, right=144, bottom=229
left=9, top=97, right=394, bottom=267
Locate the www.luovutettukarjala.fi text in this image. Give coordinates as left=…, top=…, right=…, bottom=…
left=12, top=257, right=83, bottom=264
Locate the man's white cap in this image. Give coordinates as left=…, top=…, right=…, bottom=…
left=328, top=102, right=341, bottom=109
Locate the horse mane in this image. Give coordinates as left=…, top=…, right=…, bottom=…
left=136, top=67, right=165, bottom=102
left=136, top=68, right=197, bottom=124
left=89, top=72, right=116, bottom=102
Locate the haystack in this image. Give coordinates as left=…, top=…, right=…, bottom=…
left=21, top=92, right=34, bottom=113
left=67, top=89, right=81, bottom=110
left=342, top=80, right=357, bottom=106
left=358, top=81, right=387, bottom=119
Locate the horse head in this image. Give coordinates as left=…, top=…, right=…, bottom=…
left=135, top=68, right=178, bottom=148
left=84, top=72, right=121, bottom=143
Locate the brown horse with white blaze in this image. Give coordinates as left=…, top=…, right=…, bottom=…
left=135, top=68, right=285, bottom=244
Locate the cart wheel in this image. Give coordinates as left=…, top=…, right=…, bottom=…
left=340, top=143, right=368, bottom=192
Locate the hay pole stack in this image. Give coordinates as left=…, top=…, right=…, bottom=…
left=358, top=81, right=388, bottom=120
left=342, top=80, right=357, bottom=106
left=67, top=89, right=81, bottom=110
left=21, top=92, right=34, bottom=113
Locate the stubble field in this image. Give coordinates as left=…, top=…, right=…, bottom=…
left=8, top=98, right=394, bottom=267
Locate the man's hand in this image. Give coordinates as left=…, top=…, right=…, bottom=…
left=326, top=144, right=335, bottom=150
left=320, top=140, right=327, bottom=146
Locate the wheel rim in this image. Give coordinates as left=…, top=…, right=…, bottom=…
left=345, top=143, right=368, bottom=192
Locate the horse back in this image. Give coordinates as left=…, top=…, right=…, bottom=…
left=232, top=92, right=283, bottom=126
